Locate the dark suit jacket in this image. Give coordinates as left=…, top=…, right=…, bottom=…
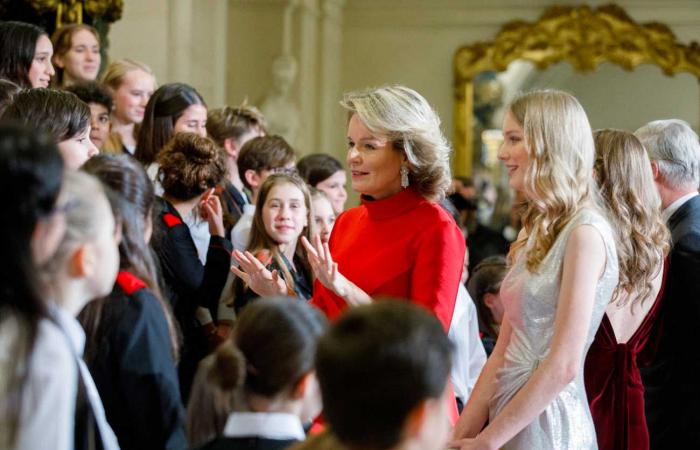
left=643, top=195, right=700, bottom=449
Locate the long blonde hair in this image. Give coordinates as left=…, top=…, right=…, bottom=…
left=593, top=129, right=669, bottom=306
left=507, top=90, right=601, bottom=271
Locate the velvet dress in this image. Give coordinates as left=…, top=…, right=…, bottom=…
left=584, top=261, right=668, bottom=450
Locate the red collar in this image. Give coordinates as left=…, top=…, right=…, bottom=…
left=116, top=271, right=147, bottom=295
left=360, top=188, right=426, bottom=220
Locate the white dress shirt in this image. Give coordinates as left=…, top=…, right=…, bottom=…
left=0, top=306, right=120, bottom=450
left=230, top=204, right=256, bottom=253
left=222, top=412, right=305, bottom=441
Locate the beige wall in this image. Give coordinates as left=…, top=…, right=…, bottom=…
left=108, top=0, right=700, bottom=173
left=109, top=0, right=228, bottom=107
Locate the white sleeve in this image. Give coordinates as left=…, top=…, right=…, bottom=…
left=464, top=289, right=487, bottom=398
left=231, top=218, right=252, bottom=253
left=14, top=321, right=77, bottom=450
left=448, top=284, right=487, bottom=403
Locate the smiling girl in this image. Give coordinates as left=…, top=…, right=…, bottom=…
left=101, top=59, right=156, bottom=154
left=0, top=21, right=55, bottom=88
left=452, top=90, right=618, bottom=450
left=51, top=24, right=101, bottom=88
left=231, top=174, right=314, bottom=312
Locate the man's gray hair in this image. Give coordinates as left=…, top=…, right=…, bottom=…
left=635, top=119, right=700, bottom=190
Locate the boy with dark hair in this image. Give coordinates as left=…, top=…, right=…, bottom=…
left=230, top=135, right=296, bottom=251
left=292, top=300, right=454, bottom=450
left=65, top=81, right=113, bottom=150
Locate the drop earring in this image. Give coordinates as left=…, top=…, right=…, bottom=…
left=400, top=164, right=410, bottom=188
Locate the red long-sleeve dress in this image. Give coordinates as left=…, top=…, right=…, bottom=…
left=311, top=187, right=466, bottom=331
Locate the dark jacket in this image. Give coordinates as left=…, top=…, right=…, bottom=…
left=151, top=197, right=233, bottom=401
left=197, top=437, right=299, bottom=450
left=86, top=271, right=186, bottom=450
left=642, top=195, right=700, bottom=449
left=219, top=181, right=250, bottom=236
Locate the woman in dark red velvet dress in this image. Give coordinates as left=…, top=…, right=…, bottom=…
left=584, top=130, right=670, bottom=450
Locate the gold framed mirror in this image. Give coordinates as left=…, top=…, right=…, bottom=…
left=453, top=4, right=700, bottom=177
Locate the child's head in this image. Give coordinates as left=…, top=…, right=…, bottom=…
left=81, top=153, right=156, bottom=270
left=101, top=58, right=155, bottom=126
left=0, top=21, right=53, bottom=88
left=50, top=24, right=100, bottom=86
left=157, top=132, right=226, bottom=202
left=80, top=153, right=179, bottom=361
left=0, top=123, right=64, bottom=450
left=187, top=297, right=326, bottom=447
left=206, top=104, right=267, bottom=162
left=2, top=88, right=98, bottom=169
left=43, top=170, right=121, bottom=314
left=310, top=188, right=335, bottom=244
left=237, top=135, right=296, bottom=195
left=316, top=300, right=453, bottom=450
left=0, top=79, right=21, bottom=117
left=467, top=255, right=507, bottom=339
left=250, top=174, right=312, bottom=253
left=136, top=82, right=207, bottom=165
left=297, top=153, right=347, bottom=214
left=65, top=81, right=113, bottom=149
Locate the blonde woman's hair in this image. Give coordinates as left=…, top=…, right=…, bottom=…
left=100, top=58, right=155, bottom=91
left=507, top=90, right=601, bottom=272
left=340, top=85, right=452, bottom=201
left=593, top=129, right=669, bottom=306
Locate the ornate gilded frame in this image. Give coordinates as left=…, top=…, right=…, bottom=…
left=453, top=4, right=700, bottom=177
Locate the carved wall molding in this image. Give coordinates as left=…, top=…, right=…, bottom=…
left=453, top=3, right=700, bottom=176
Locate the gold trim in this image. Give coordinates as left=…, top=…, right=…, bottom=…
left=453, top=4, right=700, bottom=177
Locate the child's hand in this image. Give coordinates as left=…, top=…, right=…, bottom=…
left=200, top=188, right=225, bottom=237
left=230, top=250, right=287, bottom=297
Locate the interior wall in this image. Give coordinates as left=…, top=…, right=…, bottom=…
left=109, top=0, right=228, bottom=107
left=108, top=0, right=700, bottom=176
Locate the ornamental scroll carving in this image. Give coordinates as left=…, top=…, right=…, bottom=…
left=453, top=4, right=700, bottom=177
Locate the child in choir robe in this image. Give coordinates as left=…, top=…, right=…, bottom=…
left=80, top=154, right=187, bottom=450
left=187, top=297, right=326, bottom=450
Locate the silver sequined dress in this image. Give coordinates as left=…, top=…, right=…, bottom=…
left=491, top=209, right=618, bottom=450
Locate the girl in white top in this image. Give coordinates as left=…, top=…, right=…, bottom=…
left=40, top=171, right=123, bottom=450
left=0, top=126, right=119, bottom=450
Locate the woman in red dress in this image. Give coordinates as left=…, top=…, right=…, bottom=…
left=584, top=129, right=670, bottom=450
left=235, top=85, right=465, bottom=331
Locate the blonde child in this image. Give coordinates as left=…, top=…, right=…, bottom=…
left=310, top=188, right=336, bottom=244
